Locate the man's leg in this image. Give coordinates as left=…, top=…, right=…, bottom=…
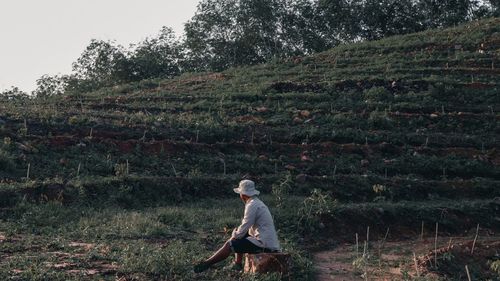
left=235, top=253, right=243, bottom=265
left=205, top=240, right=232, bottom=265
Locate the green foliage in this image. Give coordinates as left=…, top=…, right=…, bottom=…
left=33, top=75, right=67, bottom=98
left=129, top=26, right=182, bottom=80
left=363, top=86, right=393, bottom=103
left=19, top=0, right=498, bottom=95
left=297, top=189, right=336, bottom=232
left=271, top=172, right=293, bottom=208
left=119, top=240, right=197, bottom=277
left=114, top=163, right=129, bottom=177
left=0, top=148, right=15, bottom=172
left=489, top=260, right=500, bottom=276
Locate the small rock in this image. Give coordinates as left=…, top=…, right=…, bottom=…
left=430, top=113, right=439, bottom=118
left=301, top=155, right=313, bottom=162
left=296, top=174, right=307, bottom=183
left=293, top=117, right=303, bottom=124
left=256, top=106, right=269, bottom=113
left=258, top=155, right=268, bottom=161
left=299, top=110, right=311, bottom=118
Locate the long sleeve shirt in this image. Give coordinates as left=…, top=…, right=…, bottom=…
left=231, top=197, right=281, bottom=251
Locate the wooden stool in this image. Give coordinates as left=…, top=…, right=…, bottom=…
left=244, top=252, right=291, bottom=275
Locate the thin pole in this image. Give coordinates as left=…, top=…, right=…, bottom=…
left=465, top=265, right=472, bottom=281
left=471, top=224, right=479, bottom=255
left=413, top=252, right=420, bottom=277
left=77, top=163, right=81, bottom=178
left=26, top=163, right=31, bottom=180
left=421, top=221, right=425, bottom=240
left=434, top=222, right=439, bottom=268
left=356, top=233, right=359, bottom=258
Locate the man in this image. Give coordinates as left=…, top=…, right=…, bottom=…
left=194, top=179, right=281, bottom=273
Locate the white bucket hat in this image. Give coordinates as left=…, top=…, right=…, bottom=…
left=233, top=180, right=260, bottom=196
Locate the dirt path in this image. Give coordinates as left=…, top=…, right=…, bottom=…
left=313, top=236, right=500, bottom=281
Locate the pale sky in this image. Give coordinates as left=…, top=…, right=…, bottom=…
left=0, top=0, right=200, bottom=92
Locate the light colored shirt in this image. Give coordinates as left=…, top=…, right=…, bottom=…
left=231, top=197, right=281, bottom=251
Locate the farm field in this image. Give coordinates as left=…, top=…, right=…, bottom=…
left=1, top=18, right=500, bottom=280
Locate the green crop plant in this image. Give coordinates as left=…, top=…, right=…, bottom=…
left=297, top=189, right=336, bottom=233
left=0, top=148, right=15, bottom=172
left=271, top=172, right=293, bottom=208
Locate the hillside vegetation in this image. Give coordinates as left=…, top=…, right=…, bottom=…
left=1, top=18, right=500, bottom=280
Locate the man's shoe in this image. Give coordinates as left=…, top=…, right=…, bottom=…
left=194, top=261, right=211, bottom=273
left=225, top=262, right=243, bottom=272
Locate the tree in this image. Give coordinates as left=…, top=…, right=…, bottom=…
left=488, top=0, right=500, bottom=16
left=33, top=75, right=67, bottom=98
left=316, top=0, right=363, bottom=43
left=360, top=0, right=423, bottom=40
left=72, top=39, right=132, bottom=89
left=184, top=0, right=240, bottom=71
left=279, top=0, right=330, bottom=54
left=183, top=0, right=314, bottom=71
left=130, top=27, right=182, bottom=80
left=416, top=0, right=484, bottom=28
left=0, top=87, right=30, bottom=100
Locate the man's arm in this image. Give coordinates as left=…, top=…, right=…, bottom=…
left=232, top=203, right=257, bottom=239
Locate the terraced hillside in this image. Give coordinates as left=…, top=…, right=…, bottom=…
left=1, top=18, right=500, bottom=280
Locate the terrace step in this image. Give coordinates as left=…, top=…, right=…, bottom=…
left=323, top=199, right=500, bottom=240
left=1, top=176, right=499, bottom=207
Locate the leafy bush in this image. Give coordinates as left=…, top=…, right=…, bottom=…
left=297, top=189, right=336, bottom=232
left=0, top=149, right=15, bottom=172
left=363, top=86, right=393, bottom=103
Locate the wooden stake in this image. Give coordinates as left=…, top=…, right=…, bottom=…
left=366, top=226, right=370, bottom=251
left=378, top=227, right=390, bottom=260
left=77, top=162, right=81, bottom=178
left=471, top=224, right=479, bottom=255
left=413, top=252, right=420, bottom=277
left=363, top=240, right=367, bottom=257
left=465, top=265, right=472, bottom=281
left=381, top=227, right=389, bottom=249
left=421, top=221, right=425, bottom=240
left=26, top=163, right=31, bottom=180
left=171, top=163, right=177, bottom=177
left=126, top=159, right=129, bottom=175
left=356, top=233, right=359, bottom=258
left=196, top=130, right=199, bottom=143
left=434, top=222, right=439, bottom=268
